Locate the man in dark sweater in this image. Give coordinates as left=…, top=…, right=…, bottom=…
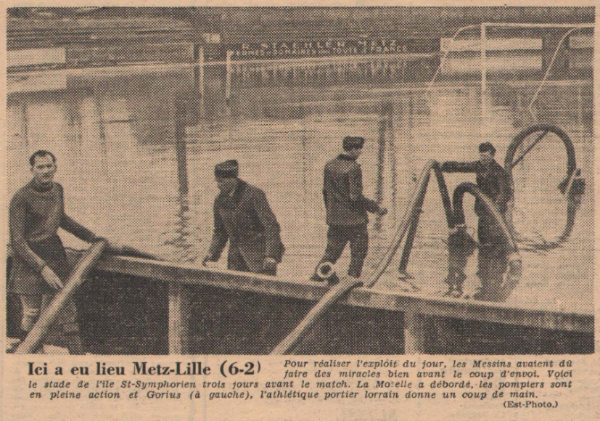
left=9, top=150, right=120, bottom=353
left=202, top=160, right=284, bottom=275
left=441, top=142, right=512, bottom=299
left=311, top=136, right=387, bottom=280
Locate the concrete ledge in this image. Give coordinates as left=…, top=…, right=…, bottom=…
left=441, top=38, right=542, bottom=52
left=8, top=47, right=66, bottom=68
left=93, top=254, right=593, bottom=334
left=569, top=34, right=594, bottom=49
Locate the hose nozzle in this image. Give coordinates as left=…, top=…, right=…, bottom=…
left=316, top=262, right=339, bottom=285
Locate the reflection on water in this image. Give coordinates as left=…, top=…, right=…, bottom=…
left=6, top=53, right=594, bottom=312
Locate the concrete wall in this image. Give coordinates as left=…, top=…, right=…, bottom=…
left=70, top=271, right=594, bottom=355
left=6, top=263, right=593, bottom=355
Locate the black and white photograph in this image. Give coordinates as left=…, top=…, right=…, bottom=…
left=4, top=5, right=595, bottom=355
left=1, top=4, right=598, bottom=420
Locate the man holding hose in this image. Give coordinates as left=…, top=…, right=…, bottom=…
left=442, top=142, right=512, bottom=300
left=8, top=150, right=121, bottom=354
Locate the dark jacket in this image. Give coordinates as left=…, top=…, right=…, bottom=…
left=323, top=154, right=381, bottom=226
left=207, top=180, right=284, bottom=272
left=441, top=160, right=511, bottom=215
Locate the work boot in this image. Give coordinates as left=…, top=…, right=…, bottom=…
left=473, top=279, right=503, bottom=302
left=443, top=269, right=466, bottom=298
left=309, top=272, right=324, bottom=282
left=327, top=273, right=340, bottom=286
left=444, top=284, right=464, bottom=298
left=472, top=288, right=487, bottom=301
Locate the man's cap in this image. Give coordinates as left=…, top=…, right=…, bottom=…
left=215, top=159, right=239, bottom=178
left=343, top=136, right=365, bottom=150
left=479, top=142, right=496, bottom=154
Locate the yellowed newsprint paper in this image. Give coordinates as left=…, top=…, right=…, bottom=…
left=1, top=1, right=599, bottom=420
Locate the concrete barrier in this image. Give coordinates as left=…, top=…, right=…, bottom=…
left=569, top=34, right=593, bottom=49
left=441, top=38, right=542, bottom=52
left=8, top=47, right=66, bottom=68
left=77, top=253, right=593, bottom=355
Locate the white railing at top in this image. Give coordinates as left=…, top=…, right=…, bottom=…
left=428, top=24, right=479, bottom=90
left=528, top=24, right=593, bottom=116
left=428, top=22, right=594, bottom=96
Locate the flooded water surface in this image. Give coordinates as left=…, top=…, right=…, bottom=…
left=6, top=54, right=594, bottom=313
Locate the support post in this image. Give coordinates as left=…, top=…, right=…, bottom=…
left=175, top=101, right=189, bottom=195
left=225, top=50, right=233, bottom=103
left=480, top=23, right=488, bottom=139
left=168, top=284, right=190, bottom=354
left=169, top=100, right=191, bottom=354
left=480, top=23, right=487, bottom=93
left=197, top=46, right=204, bottom=100
left=388, top=102, right=397, bottom=219
left=21, top=101, right=29, bottom=146
left=374, top=104, right=388, bottom=231
left=197, top=45, right=204, bottom=67
left=403, top=309, right=426, bottom=354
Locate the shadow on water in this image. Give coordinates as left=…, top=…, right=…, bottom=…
left=373, top=102, right=389, bottom=232
left=162, top=95, right=201, bottom=263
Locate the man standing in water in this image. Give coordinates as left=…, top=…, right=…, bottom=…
left=442, top=142, right=512, bottom=300
left=9, top=150, right=121, bottom=353
left=311, top=136, right=387, bottom=281
left=203, top=160, right=284, bottom=275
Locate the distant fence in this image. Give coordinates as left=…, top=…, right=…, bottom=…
left=219, top=7, right=594, bottom=43
left=6, top=25, right=593, bottom=71
left=67, top=43, right=196, bottom=67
